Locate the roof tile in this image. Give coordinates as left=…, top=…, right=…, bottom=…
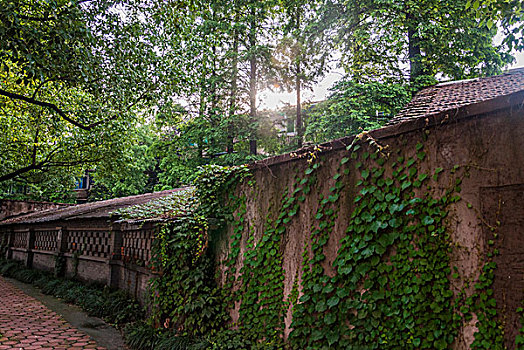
left=390, top=68, right=524, bottom=124
left=0, top=189, right=183, bottom=225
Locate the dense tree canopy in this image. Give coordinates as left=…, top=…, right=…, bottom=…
left=304, top=80, right=412, bottom=143
left=0, top=0, right=189, bottom=199
left=318, top=0, right=515, bottom=81
left=1, top=0, right=522, bottom=201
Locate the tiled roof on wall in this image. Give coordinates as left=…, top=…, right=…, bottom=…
left=0, top=189, right=183, bottom=225
left=389, top=68, right=524, bottom=124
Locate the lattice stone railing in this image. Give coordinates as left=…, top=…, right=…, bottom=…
left=3, top=224, right=156, bottom=269
left=12, top=230, right=28, bottom=249
left=2, top=223, right=158, bottom=301
left=121, top=227, right=156, bottom=266
left=66, top=228, right=111, bottom=259
left=34, top=229, right=58, bottom=251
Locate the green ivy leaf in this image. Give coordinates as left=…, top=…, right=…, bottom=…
left=422, top=216, right=435, bottom=225
left=324, top=313, right=336, bottom=325
left=327, top=296, right=340, bottom=308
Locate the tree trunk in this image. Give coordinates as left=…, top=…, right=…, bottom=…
left=296, top=64, right=303, bottom=148
left=249, top=8, right=257, bottom=155
left=198, top=84, right=206, bottom=159
left=408, top=26, right=423, bottom=80
left=227, top=19, right=239, bottom=154
left=211, top=43, right=218, bottom=124
left=295, top=7, right=303, bottom=148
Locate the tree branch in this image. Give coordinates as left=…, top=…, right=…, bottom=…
left=0, top=163, right=44, bottom=183
left=0, top=88, right=150, bottom=130
left=0, top=88, right=93, bottom=130
left=0, top=146, right=94, bottom=183
left=31, top=79, right=53, bottom=99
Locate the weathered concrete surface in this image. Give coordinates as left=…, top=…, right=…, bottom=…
left=215, top=101, right=524, bottom=348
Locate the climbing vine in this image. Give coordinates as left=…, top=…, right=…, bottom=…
left=149, top=216, right=229, bottom=336
left=234, top=170, right=306, bottom=345
left=287, top=139, right=460, bottom=349
left=147, top=165, right=250, bottom=338
left=53, top=254, right=66, bottom=277
left=143, top=135, right=510, bottom=349
left=516, top=303, right=524, bottom=348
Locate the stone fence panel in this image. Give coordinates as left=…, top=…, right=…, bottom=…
left=1, top=222, right=157, bottom=302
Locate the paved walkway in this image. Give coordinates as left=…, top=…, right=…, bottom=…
left=0, top=277, right=106, bottom=350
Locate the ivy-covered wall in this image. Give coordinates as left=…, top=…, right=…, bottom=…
left=213, top=106, right=524, bottom=349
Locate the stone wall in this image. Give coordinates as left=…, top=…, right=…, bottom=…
left=214, top=104, right=524, bottom=348
left=2, top=220, right=156, bottom=303
left=0, top=200, right=70, bottom=221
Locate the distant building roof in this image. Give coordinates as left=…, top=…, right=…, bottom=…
left=0, top=189, right=185, bottom=225
left=389, top=68, right=524, bottom=124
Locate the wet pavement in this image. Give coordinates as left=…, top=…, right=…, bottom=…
left=0, top=276, right=109, bottom=349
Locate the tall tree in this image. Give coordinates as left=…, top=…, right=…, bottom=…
left=0, top=0, right=183, bottom=187
left=242, top=0, right=277, bottom=155
left=318, top=0, right=514, bottom=82
left=274, top=0, right=329, bottom=148
left=227, top=8, right=242, bottom=154
left=157, top=0, right=277, bottom=158
left=304, top=79, right=411, bottom=143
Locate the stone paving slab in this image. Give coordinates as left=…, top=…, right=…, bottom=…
left=0, top=276, right=106, bottom=349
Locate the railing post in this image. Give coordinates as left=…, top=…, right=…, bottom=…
left=56, top=227, right=68, bottom=253
left=108, top=222, right=123, bottom=288
left=25, top=228, right=35, bottom=268
left=5, top=230, right=14, bottom=260
left=54, top=227, right=67, bottom=277
left=110, top=223, right=123, bottom=261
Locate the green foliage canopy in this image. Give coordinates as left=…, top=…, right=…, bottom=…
left=317, top=0, right=515, bottom=81
left=0, top=0, right=184, bottom=196
left=304, top=79, right=412, bottom=143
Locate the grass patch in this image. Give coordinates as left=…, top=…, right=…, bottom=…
left=124, top=321, right=211, bottom=350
